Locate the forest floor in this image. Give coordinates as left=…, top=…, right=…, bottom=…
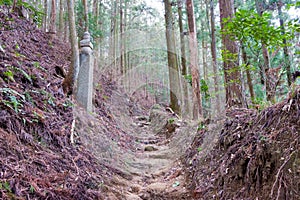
left=1, top=9, right=300, bottom=200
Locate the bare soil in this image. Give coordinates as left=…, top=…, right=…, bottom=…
left=184, top=91, right=300, bottom=200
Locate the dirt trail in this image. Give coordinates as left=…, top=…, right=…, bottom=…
left=93, top=91, right=197, bottom=199
left=106, top=116, right=190, bottom=199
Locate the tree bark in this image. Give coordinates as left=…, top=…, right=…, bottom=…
left=82, top=0, right=89, bottom=32
left=186, top=0, right=203, bottom=119
left=164, top=0, right=181, bottom=115
left=241, top=44, right=255, bottom=104
left=219, top=0, right=245, bottom=108
left=58, top=0, right=64, bottom=38
left=120, top=0, right=125, bottom=75
left=255, top=0, right=274, bottom=102
left=43, top=0, right=48, bottom=32
left=177, top=0, right=189, bottom=116
left=278, top=0, right=291, bottom=86
left=209, top=0, right=220, bottom=113
left=124, top=0, right=128, bottom=75
left=49, top=0, right=56, bottom=33
left=63, top=0, right=80, bottom=95
left=202, top=39, right=208, bottom=80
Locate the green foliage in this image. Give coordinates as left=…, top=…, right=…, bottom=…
left=221, top=49, right=238, bottom=63
left=184, top=74, right=192, bottom=86
left=0, top=0, right=44, bottom=26
left=287, top=2, right=300, bottom=9
left=24, top=91, right=34, bottom=105
left=0, top=0, right=13, bottom=6
left=197, top=122, right=205, bottom=131
left=259, top=135, right=268, bottom=141
left=249, top=84, right=274, bottom=111
left=172, top=181, right=180, bottom=187
left=295, top=77, right=300, bottom=86
left=39, top=89, right=56, bottom=107
left=0, top=87, right=25, bottom=113
left=168, top=118, right=175, bottom=124
left=4, top=66, right=32, bottom=83
left=88, top=13, right=103, bottom=39
left=197, top=147, right=203, bottom=152
left=47, top=95, right=55, bottom=107
left=32, top=61, right=46, bottom=72
left=8, top=95, right=22, bottom=112
left=17, top=67, right=32, bottom=82
left=62, top=99, right=74, bottom=108
left=253, top=84, right=265, bottom=102
left=22, top=2, right=44, bottom=26
left=3, top=70, right=15, bottom=82
left=223, top=9, right=295, bottom=48
left=29, top=185, right=35, bottom=194
left=0, top=181, right=12, bottom=193
left=200, top=79, right=210, bottom=100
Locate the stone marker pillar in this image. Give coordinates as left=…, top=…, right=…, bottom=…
left=76, top=32, right=94, bottom=112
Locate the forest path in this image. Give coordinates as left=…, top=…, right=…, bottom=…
left=103, top=92, right=196, bottom=199
left=110, top=115, right=191, bottom=200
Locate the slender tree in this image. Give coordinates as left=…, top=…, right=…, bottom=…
left=255, top=0, right=274, bottom=102
left=219, top=0, right=245, bottom=107
left=241, top=43, right=255, bottom=104
left=164, top=0, right=181, bottom=114
left=209, top=0, right=220, bottom=113
left=58, top=0, right=64, bottom=38
left=186, top=0, right=203, bottom=119
left=177, top=0, right=189, bottom=116
left=120, top=0, right=125, bottom=75
left=43, top=0, right=48, bottom=32
left=82, top=0, right=89, bottom=32
left=49, top=0, right=56, bottom=33
left=63, top=0, right=80, bottom=95
left=277, top=0, right=291, bottom=86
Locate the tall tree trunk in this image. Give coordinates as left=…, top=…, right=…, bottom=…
left=209, top=0, right=220, bottom=113
left=186, top=0, right=203, bottom=119
left=63, top=0, right=80, bottom=95
left=82, top=0, right=89, bottom=32
left=177, top=0, right=189, bottom=116
left=255, top=0, right=273, bottom=102
left=164, top=0, right=181, bottom=114
left=120, top=0, right=124, bottom=75
left=202, top=39, right=208, bottom=80
left=277, top=0, right=291, bottom=86
left=114, top=0, right=119, bottom=75
left=241, top=44, right=255, bottom=104
left=109, top=0, right=117, bottom=79
left=93, top=0, right=99, bottom=61
left=49, top=0, right=56, bottom=33
left=64, top=13, right=69, bottom=41
left=219, top=0, right=245, bottom=108
left=43, top=0, right=48, bottom=32
left=58, top=0, right=64, bottom=38
left=123, top=0, right=127, bottom=75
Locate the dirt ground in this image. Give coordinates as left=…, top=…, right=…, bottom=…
left=184, top=90, right=300, bottom=200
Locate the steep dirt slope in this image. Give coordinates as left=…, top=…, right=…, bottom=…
left=185, top=88, right=300, bottom=200
left=0, top=10, right=112, bottom=199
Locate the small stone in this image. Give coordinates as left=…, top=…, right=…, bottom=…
left=135, top=116, right=149, bottom=121
left=144, top=146, right=158, bottom=151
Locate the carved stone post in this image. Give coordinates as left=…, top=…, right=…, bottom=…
left=76, top=32, right=94, bottom=112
